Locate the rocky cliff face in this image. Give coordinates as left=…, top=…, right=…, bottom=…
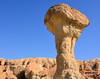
left=0, top=58, right=100, bottom=79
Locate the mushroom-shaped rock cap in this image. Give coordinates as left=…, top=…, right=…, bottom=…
left=44, top=4, right=90, bottom=35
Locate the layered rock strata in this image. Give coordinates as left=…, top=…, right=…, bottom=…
left=44, top=4, right=90, bottom=79
left=0, top=58, right=100, bottom=79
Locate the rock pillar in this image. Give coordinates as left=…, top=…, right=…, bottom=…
left=44, top=4, right=90, bottom=79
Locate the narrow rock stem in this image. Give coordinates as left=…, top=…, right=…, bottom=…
left=54, top=25, right=80, bottom=79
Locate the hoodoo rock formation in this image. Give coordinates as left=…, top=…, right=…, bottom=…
left=44, top=4, right=90, bottom=79
left=0, top=3, right=100, bottom=79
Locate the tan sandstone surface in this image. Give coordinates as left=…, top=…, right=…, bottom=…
left=0, top=3, right=99, bottom=79
left=44, top=4, right=90, bottom=79
left=0, top=58, right=100, bottom=79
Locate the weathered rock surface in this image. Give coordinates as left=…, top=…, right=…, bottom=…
left=0, top=58, right=100, bottom=79
left=44, top=4, right=90, bottom=79
left=0, top=3, right=99, bottom=79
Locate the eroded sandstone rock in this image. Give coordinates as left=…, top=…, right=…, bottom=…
left=0, top=3, right=100, bottom=79
left=44, top=4, right=90, bottom=79
left=0, top=58, right=5, bottom=66
left=0, top=58, right=100, bottom=79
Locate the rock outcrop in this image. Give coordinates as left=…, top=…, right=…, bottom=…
left=0, top=58, right=100, bottom=79
left=0, top=58, right=56, bottom=79
left=44, top=4, right=90, bottom=79
left=0, top=3, right=99, bottom=79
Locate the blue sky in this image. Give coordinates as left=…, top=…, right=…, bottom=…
left=0, top=0, right=100, bottom=60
